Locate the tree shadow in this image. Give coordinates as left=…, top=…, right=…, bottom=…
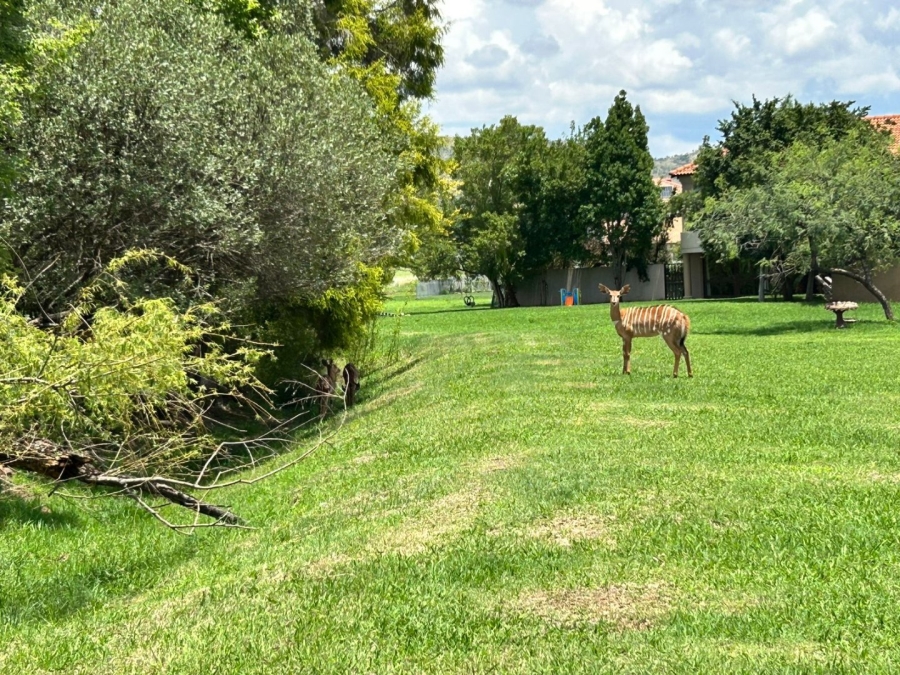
left=0, top=494, right=82, bottom=529
left=702, top=319, right=841, bottom=336
left=365, top=356, right=424, bottom=388
left=1, top=532, right=198, bottom=626
left=401, top=305, right=494, bottom=317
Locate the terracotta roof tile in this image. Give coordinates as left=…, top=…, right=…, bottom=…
left=669, top=162, right=696, bottom=177
left=866, top=114, right=900, bottom=153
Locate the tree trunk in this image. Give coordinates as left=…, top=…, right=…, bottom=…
left=782, top=273, right=795, bottom=301
left=610, top=250, right=625, bottom=290
left=824, top=267, right=895, bottom=320
left=504, top=283, right=520, bottom=308
left=806, top=236, right=819, bottom=301
left=805, top=271, right=816, bottom=301
left=489, top=278, right=504, bottom=308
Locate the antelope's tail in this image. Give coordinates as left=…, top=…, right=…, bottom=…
left=679, top=313, right=691, bottom=348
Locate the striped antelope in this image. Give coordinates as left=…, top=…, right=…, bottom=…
left=598, top=284, right=693, bottom=378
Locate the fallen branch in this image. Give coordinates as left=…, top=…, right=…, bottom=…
left=1, top=439, right=240, bottom=525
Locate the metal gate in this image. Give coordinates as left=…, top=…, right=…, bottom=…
left=665, top=263, right=684, bottom=300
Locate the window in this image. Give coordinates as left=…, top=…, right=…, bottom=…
left=660, top=186, right=674, bottom=199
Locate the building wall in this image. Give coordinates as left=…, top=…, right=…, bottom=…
left=667, top=216, right=684, bottom=245
left=677, top=174, right=695, bottom=192
left=832, top=268, right=900, bottom=303
left=683, top=253, right=705, bottom=299
left=515, top=265, right=667, bottom=307
left=680, top=231, right=706, bottom=299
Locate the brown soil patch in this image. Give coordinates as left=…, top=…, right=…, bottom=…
left=476, top=452, right=529, bottom=474
left=513, top=582, right=672, bottom=631
left=868, top=471, right=900, bottom=484
left=534, top=359, right=563, bottom=367
left=526, top=512, right=616, bottom=548
left=370, top=487, right=484, bottom=556
left=303, top=552, right=356, bottom=578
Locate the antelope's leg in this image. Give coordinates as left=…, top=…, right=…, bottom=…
left=664, top=334, right=681, bottom=378
left=622, top=337, right=632, bottom=375
left=683, top=345, right=692, bottom=378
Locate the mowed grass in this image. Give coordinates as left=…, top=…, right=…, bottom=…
left=3, top=295, right=900, bottom=673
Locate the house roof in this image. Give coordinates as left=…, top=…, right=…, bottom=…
left=866, top=114, right=900, bottom=153
left=653, top=176, right=682, bottom=201
left=669, top=162, right=697, bottom=177
left=653, top=176, right=682, bottom=189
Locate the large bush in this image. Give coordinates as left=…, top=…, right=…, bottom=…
left=2, top=0, right=397, bottom=322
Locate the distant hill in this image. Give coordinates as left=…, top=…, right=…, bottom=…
left=653, top=148, right=700, bottom=178
left=440, top=137, right=698, bottom=177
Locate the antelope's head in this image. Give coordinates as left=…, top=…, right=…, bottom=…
left=598, top=284, right=630, bottom=306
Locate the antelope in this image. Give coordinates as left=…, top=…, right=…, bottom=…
left=342, top=363, right=360, bottom=408
left=598, top=284, right=693, bottom=378
left=314, top=358, right=341, bottom=419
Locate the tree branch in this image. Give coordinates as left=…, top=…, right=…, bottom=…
left=820, top=266, right=895, bottom=321
left=0, top=439, right=241, bottom=527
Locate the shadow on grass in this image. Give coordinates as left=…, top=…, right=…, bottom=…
left=0, top=498, right=199, bottom=626
left=702, top=319, right=837, bottom=336
left=678, top=296, right=827, bottom=305
left=0, top=495, right=81, bottom=529
left=403, top=305, right=494, bottom=317
left=364, top=356, right=424, bottom=389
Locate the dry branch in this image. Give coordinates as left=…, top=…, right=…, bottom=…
left=0, top=439, right=240, bottom=524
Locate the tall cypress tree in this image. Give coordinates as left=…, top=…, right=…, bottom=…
left=580, top=91, right=664, bottom=287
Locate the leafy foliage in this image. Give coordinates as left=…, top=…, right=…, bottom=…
left=2, top=0, right=395, bottom=323
left=693, top=132, right=900, bottom=318
left=253, top=263, right=389, bottom=386
left=580, top=91, right=665, bottom=286
left=311, top=0, right=444, bottom=101
left=447, top=117, right=549, bottom=306
left=694, top=96, right=872, bottom=198
left=420, top=96, right=664, bottom=306
left=0, top=254, right=267, bottom=477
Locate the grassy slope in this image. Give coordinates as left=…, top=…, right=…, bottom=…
left=3, top=293, right=900, bottom=674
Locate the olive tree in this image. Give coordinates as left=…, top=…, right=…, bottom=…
left=2, top=0, right=397, bottom=318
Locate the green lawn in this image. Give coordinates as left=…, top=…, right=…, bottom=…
left=3, top=296, right=900, bottom=673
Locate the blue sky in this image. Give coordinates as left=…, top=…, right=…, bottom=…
left=425, top=0, right=900, bottom=157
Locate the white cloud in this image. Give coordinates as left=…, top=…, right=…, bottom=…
left=714, top=29, right=751, bottom=60
left=465, top=44, right=510, bottom=68
left=835, top=69, right=900, bottom=95
left=770, top=8, right=836, bottom=55
left=441, top=0, right=485, bottom=23
left=521, top=33, right=561, bottom=57
left=876, top=7, right=900, bottom=31
left=649, top=133, right=701, bottom=156
left=428, top=0, right=900, bottom=155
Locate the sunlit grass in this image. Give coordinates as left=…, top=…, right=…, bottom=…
left=2, top=295, right=900, bottom=673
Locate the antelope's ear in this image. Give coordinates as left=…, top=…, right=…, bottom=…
left=620, top=284, right=631, bottom=295
left=598, top=284, right=610, bottom=294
